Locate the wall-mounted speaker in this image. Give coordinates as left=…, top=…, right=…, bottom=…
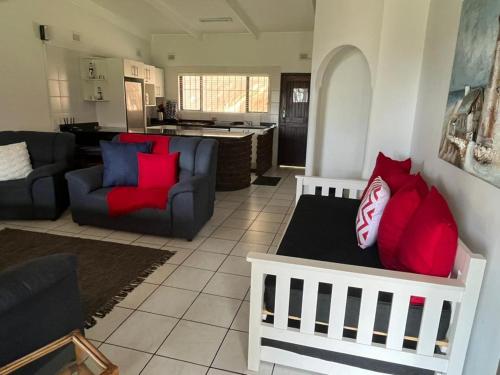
left=39, top=25, right=49, bottom=41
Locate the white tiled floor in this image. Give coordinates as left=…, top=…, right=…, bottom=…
left=0, top=168, right=318, bottom=375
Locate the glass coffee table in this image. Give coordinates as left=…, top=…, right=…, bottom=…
left=0, top=330, right=118, bottom=375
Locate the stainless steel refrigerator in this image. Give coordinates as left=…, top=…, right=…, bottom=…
left=124, top=78, right=145, bottom=133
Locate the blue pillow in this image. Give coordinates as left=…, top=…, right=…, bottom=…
left=100, top=141, right=152, bottom=187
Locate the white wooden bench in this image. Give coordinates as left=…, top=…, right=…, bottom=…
left=247, top=176, right=486, bottom=375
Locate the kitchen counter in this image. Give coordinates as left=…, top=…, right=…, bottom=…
left=146, top=126, right=251, bottom=139
left=149, top=119, right=276, bottom=131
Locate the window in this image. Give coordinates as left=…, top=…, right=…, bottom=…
left=203, top=75, right=247, bottom=113
left=248, top=76, right=269, bottom=112
left=179, top=74, right=269, bottom=113
left=179, top=75, right=201, bottom=110
left=293, top=88, right=309, bottom=103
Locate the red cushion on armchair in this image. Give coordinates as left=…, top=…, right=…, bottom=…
left=138, top=152, right=179, bottom=190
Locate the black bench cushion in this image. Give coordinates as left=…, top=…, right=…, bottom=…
left=263, top=194, right=451, bottom=341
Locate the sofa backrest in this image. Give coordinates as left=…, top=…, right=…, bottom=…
left=170, top=136, right=203, bottom=180
left=0, top=131, right=75, bottom=168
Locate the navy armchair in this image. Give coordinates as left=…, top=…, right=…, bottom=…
left=0, top=254, right=84, bottom=367
left=0, top=131, right=75, bottom=220
left=66, top=136, right=218, bottom=240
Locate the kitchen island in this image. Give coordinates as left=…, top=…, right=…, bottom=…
left=148, top=119, right=276, bottom=176
left=147, top=126, right=253, bottom=190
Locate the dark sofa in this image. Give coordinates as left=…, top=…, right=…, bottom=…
left=0, top=131, right=75, bottom=220
left=0, top=254, right=83, bottom=368
left=263, top=195, right=450, bottom=375
left=66, top=136, right=218, bottom=240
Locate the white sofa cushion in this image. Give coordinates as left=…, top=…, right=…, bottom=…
left=0, top=142, right=33, bottom=181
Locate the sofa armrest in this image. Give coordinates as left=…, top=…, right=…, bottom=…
left=0, top=254, right=79, bottom=315
left=169, top=175, right=206, bottom=199
left=27, top=162, right=67, bottom=184
left=65, top=165, right=103, bottom=194
left=169, top=175, right=210, bottom=240
left=0, top=254, right=84, bottom=366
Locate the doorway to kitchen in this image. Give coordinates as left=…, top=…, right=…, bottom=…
left=278, top=73, right=311, bottom=167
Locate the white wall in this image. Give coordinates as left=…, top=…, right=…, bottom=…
left=0, top=0, right=150, bottom=132
left=151, top=32, right=313, bottom=166
left=151, top=32, right=313, bottom=73
left=315, top=47, right=372, bottom=178
left=411, top=1, right=500, bottom=373
left=46, top=46, right=100, bottom=129
left=151, top=32, right=313, bottom=124
left=306, top=0, right=430, bottom=177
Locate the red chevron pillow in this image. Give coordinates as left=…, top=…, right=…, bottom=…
left=356, top=177, right=391, bottom=249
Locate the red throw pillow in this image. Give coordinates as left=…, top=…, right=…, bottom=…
left=119, top=133, right=170, bottom=155
left=362, top=152, right=411, bottom=199
left=384, top=173, right=424, bottom=195
left=397, top=187, right=458, bottom=277
left=138, top=152, right=179, bottom=190
left=377, top=174, right=428, bottom=270
left=355, top=177, right=391, bottom=249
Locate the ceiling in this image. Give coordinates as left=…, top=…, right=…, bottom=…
left=89, top=0, right=315, bottom=38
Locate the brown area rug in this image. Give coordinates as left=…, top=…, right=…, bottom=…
left=0, top=228, right=174, bottom=328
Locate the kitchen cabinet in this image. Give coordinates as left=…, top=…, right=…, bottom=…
left=123, top=59, right=144, bottom=79
left=154, top=67, right=165, bottom=97
left=144, top=64, right=155, bottom=84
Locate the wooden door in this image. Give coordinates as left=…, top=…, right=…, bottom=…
left=278, top=73, right=311, bottom=166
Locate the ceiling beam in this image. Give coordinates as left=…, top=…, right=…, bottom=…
left=68, top=0, right=149, bottom=41
left=143, top=0, right=201, bottom=39
left=224, top=0, right=259, bottom=39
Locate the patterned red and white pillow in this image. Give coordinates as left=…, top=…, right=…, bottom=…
left=356, top=176, right=391, bottom=249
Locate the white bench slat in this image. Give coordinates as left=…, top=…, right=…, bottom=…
left=417, top=298, right=444, bottom=355
left=348, top=189, right=358, bottom=199
left=386, top=293, right=411, bottom=350
left=274, top=275, right=291, bottom=329
left=306, top=185, right=316, bottom=195
left=334, top=188, right=343, bottom=198
left=356, top=288, right=379, bottom=344
left=321, top=185, right=329, bottom=196
left=328, top=281, right=348, bottom=339
left=300, top=279, right=319, bottom=334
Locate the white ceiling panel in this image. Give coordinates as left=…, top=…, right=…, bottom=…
left=87, top=0, right=315, bottom=37
left=165, top=0, right=247, bottom=33
left=91, top=0, right=183, bottom=34
left=235, top=0, right=314, bottom=32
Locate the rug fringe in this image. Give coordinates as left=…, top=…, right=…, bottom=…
left=84, top=252, right=174, bottom=329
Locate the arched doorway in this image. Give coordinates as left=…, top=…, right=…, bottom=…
left=314, top=46, right=372, bottom=178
